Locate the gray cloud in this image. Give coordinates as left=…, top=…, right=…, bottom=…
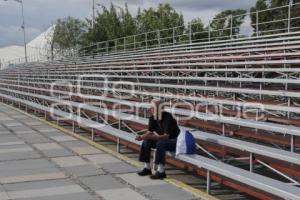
left=0, top=25, right=42, bottom=47
left=161, top=0, right=256, bottom=11
left=0, top=0, right=257, bottom=47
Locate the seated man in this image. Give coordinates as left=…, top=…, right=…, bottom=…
left=136, top=99, right=180, bottom=179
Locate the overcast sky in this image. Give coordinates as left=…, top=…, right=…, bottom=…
left=0, top=0, right=257, bottom=47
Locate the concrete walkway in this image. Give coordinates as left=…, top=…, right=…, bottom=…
left=0, top=103, right=198, bottom=200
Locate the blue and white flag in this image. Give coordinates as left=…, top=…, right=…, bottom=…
left=176, top=128, right=196, bottom=156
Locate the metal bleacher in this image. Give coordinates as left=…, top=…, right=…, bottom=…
left=1, top=29, right=300, bottom=199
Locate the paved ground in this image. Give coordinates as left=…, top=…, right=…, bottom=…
left=0, top=103, right=198, bottom=200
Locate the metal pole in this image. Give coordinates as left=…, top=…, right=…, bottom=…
left=124, top=37, right=126, bottom=51
left=133, top=35, right=136, bottom=50
left=206, top=170, right=211, bottom=194
left=249, top=152, right=253, bottom=172
left=145, top=33, right=148, bottom=49
left=5, top=0, right=28, bottom=62
left=157, top=30, right=161, bottom=47
left=117, top=137, right=120, bottom=153
left=91, top=128, right=95, bottom=141
left=257, top=160, right=299, bottom=184
left=96, top=42, right=100, bottom=53
left=222, top=124, right=225, bottom=136
left=256, top=10, right=259, bottom=36
left=20, top=0, right=27, bottom=63
left=291, top=135, right=294, bottom=152
left=189, top=23, right=192, bottom=44
left=172, top=27, right=175, bottom=45
left=92, top=0, right=95, bottom=29
left=288, top=0, right=293, bottom=32
left=208, top=20, right=211, bottom=42
left=106, top=41, right=108, bottom=54
left=230, top=14, right=233, bottom=39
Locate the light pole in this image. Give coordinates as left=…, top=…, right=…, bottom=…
left=96, top=3, right=106, bottom=10
left=4, top=0, right=27, bottom=63
left=92, top=2, right=122, bottom=28
left=92, top=0, right=95, bottom=29
left=92, top=1, right=106, bottom=29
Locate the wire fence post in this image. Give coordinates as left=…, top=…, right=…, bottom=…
left=145, top=33, right=148, bottom=49
left=173, top=27, right=175, bottom=46
left=189, top=23, right=192, bottom=44
left=96, top=43, right=100, bottom=54
left=288, top=0, right=293, bottom=32
left=230, top=14, right=233, bottom=39
left=106, top=41, right=109, bottom=54
left=208, top=20, right=211, bottom=42
left=133, top=35, right=136, bottom=50
left=157, top=30, right=161, bottom=47
left=124, top=37, right=126, bottom=52
left=256, top=10, right=259, bottom=36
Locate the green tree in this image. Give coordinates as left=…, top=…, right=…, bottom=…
left=120, top=3, right=137, bottom=49
left=120, top=3, right=136, bottom=36
left=105, top=4, right=122, bottom=40
left=250, top=0, right=270, bottom=35
left=52, top=17, right=86, bottom=50
left=83, top=3, right=143, bottom=51
left=82, top=7, right=109, bottom=47
left=189, top=18, right=207, bottom=42
left=290, top=0, right=300, bottom=30
left=250, top=0, right=300, bottom=35
left=210, top=9, right=247, bottom=39
left=137, top=4, right=185, bottom=46
left=83, top=4, right=121, bottom=42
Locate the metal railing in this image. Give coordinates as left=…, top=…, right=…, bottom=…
left=78, top=2, right=300, bottom=57
left=3, top=2, right=300, bottom=67
left=1, top=47, right=75, bottom=69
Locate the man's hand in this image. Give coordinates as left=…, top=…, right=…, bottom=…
left=135, top=132, right=168, bottom=141
left=135, top=135, right=143, bottom=141
left=135, top=132, right=153, bottom=141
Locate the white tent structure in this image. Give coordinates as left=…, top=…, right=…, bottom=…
left=0, top=25, right=55, bottom=69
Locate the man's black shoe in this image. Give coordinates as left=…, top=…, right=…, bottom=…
left=137, top=168, right=152, bottom=176
left=150, top=171, right=166, bottom=180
